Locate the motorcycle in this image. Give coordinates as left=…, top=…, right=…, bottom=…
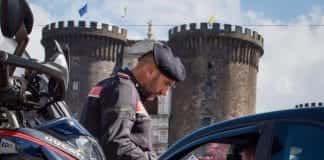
left=0, top=0, right=105, bottom=159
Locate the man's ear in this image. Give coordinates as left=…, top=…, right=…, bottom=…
left=145, top=65, right=154, bottom=78
left=145, top=63, right=157, bottom=80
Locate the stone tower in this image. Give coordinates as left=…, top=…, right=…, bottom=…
left=41, top=21, right=127, bottom=113
left=167, top=23, right=264, bottom=144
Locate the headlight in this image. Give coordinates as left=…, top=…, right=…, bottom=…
left=66, top=136, right=105, bottom=160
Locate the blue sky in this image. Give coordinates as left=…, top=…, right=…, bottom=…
left=28, top=0, right=324, bottom=24
left=27, top=0, right=324, bottom=41
left=241, top=0, right=324, bottom=22
left=22, top=0, right=324, bottom=113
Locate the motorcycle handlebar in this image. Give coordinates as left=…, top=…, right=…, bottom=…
left=0, top=51, right=9, bottom=90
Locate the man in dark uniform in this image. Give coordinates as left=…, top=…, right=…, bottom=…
left=79, top=40, right=186, bottom=160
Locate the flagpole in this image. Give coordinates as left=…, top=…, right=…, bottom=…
left=121, top=1, right=128, bottom=33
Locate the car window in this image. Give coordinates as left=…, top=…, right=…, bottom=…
left=181, top=143, right=230, bottom=160
left=180, top=141, right=258, bottom=160
left=160, top=126, right=260, bottom=160
left=272, top=122, right=324, bottom=160
left=179, top=132, right=260, bottom=160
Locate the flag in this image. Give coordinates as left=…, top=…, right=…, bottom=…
left=79, top=3, right=88, bottom=17
left=208, top=15, right=216, bottom=25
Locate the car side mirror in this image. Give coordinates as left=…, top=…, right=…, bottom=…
left=0, top=0, right=33, bottom=38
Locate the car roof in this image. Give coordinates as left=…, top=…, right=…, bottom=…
left=206, top=107, right=324, bottom=133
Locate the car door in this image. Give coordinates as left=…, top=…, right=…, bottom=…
left=270, top=120, right=324, bottom=160
left=159, top=123, right=272, bottom=160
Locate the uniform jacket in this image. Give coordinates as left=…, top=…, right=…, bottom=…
left=80, top=69, right=156, bottom=160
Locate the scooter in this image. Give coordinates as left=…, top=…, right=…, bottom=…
left=0, top=0, right=105, bottom=159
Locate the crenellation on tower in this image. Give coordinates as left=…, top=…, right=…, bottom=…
left=213, top=23, right=220, bottom=31
left=50, top=22, right=56, bottom=29
left=43, top=25, right=49, bottom=31
left=78, top=21, right=86, bottom=28
left=224, top=24, right=231, bottom=32
left=90, top=21, right=97, bottom=29
left=58, top=21, right=64, bottom=28
left=245, top=28, right=251, bottom=36
left=235, top=25, right=243, bottom=33
left=180, top=24, right=186, bottom=32
left=67, top=21, right=74, bottom=28
left=112, top=26, right=118, bottom=34
left=190, top=23, right=196, bottom=30
left=42, top=21, right=127, bottom=41
left=102, top=23, right=109, bottom=30
left=169, top=23, right=264, bottom=52
left=200, top=23, right=208, bottom=31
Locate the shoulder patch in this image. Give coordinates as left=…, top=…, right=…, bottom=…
left=135, top=100, right=149, bottom=116
left=88, top=86, right=103, bottom=98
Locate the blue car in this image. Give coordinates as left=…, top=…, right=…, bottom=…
left=159, top=106, right=324, bottom=160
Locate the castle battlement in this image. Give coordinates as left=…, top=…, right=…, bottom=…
left=42, top=21, right=127, bottom=41
left=169, top=22, right=263, bottom=50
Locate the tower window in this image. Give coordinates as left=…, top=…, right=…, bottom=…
left=72, top=80, right=79, bottom=91
left=159, top=130, right=168, bottom=143
left=208, top=62, right=212, bottom=69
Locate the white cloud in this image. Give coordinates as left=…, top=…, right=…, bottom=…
left=252, top=8, right=324, bottom=112
left=27, top=3, right=53, bottom=61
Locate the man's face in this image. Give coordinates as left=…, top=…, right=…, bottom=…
left=144, top=70, right=175, bottom=100
left=200, top=143, right=229, bottom=160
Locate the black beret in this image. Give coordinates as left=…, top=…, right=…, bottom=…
left=153, top=42, right=186, bottom=82
left=126, top=40, right=186, bottom=82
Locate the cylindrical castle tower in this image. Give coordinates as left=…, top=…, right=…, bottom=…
left=167, top=23, right=264, bottom=144
left=41, top=21, right=127, bottom=113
